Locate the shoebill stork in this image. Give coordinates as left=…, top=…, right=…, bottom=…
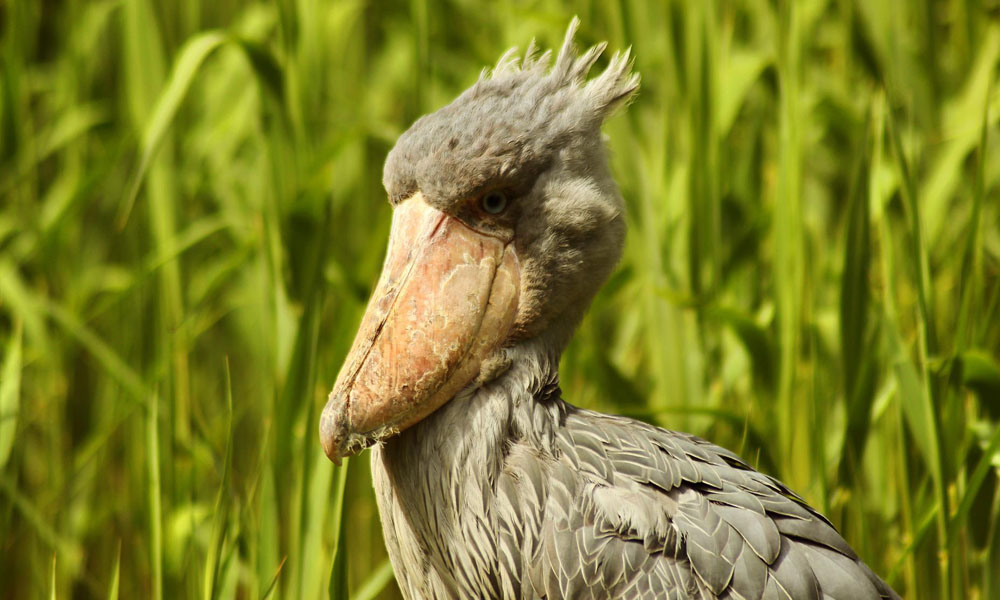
left=320, top=20, right=899, bottom=600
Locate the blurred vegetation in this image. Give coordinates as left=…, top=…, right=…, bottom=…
left=1, top=0, right=999, bottom=598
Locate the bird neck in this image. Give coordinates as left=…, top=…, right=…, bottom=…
left=371, top=339, right=565, bottom=558
left=376, top=337, right=564, bottom=475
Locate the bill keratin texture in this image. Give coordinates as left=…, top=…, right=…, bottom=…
left=320, top=19, right=900, bottom=600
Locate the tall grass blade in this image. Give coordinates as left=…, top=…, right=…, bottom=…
left=986, top=491, right=1000, bottom=598
left=350, top=559, right=395, bottom=600
left=260, top=556, right=287, bottom=600
left=119, top=31, right=228, bottom=227
left=107, top=542, right=121, bottom=600
left=327, top=459, right=350, bottom=600
left=50, top=554, right=57, bottom=600
left=118, top=29, right=291, bottom=227
left=888, top=502, right=939, bottom=581
left=203, top=360, right=234, bottom=600
left=949, top=423, right=1000, bottom=542
left=257, top=469, right=282, bottom=600
left=147, top=392, right=163, bottom=600
left=774, top=0, right=808, bottom=484
left=710, top=307, right=776, bottom=393
left=885, top=101, right=937, bottom=356
left=885, top=92, right=953, bottom=596
left=231, top=38, right=286, bottom=103
left=0, top=259, right=50, bottom=357
left=0, top=320, right=21, bottom=468
left=291, top=205, right=335, bottom=600
left=838, top=110, right=876, bottom=481
left=955, top=78, right=991, bottom=351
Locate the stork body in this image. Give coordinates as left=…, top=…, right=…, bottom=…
left=320, top=21, right=899, bottom=600
left=373, top=356, right=896, bottom=599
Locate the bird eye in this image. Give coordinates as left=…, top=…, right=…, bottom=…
left=480, top=191, right=508, bottom=215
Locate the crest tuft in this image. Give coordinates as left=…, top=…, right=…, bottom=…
left=383, top=18, right=640, bottom=206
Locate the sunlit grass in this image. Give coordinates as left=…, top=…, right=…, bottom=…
left=1, top=1, right=999, bottom=598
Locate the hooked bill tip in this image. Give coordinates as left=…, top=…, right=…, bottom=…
left=319, top=401, right=343, bottom=464
left=320, top=393, right=382, bottom=464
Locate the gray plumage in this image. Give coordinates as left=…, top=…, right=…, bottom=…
left=366, top=20, right=900, bottom=600
left=373, top=352, right=898, bottom=600
left=383, top=21, right=637, bottom=209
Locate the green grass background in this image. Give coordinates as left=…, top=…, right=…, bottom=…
left=2, top=0, right=1000, bottom=598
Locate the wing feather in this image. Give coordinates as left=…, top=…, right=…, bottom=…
left=508, top=407, right=899, bottom=599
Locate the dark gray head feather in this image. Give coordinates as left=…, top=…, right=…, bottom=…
left=383, top=18, right=640, bottom=206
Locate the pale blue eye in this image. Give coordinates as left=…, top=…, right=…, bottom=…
left=481, top=191, right=508, bottom=214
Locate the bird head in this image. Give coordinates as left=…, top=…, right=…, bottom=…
left=320, top=19, right=639, bottom=462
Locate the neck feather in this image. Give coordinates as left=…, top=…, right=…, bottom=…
left=371, top=339, right=565, bottom=558
left=378, top=337, right=564, bottom=474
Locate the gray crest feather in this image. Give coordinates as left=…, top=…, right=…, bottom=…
left=382, top=17, right=639, bottom=206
